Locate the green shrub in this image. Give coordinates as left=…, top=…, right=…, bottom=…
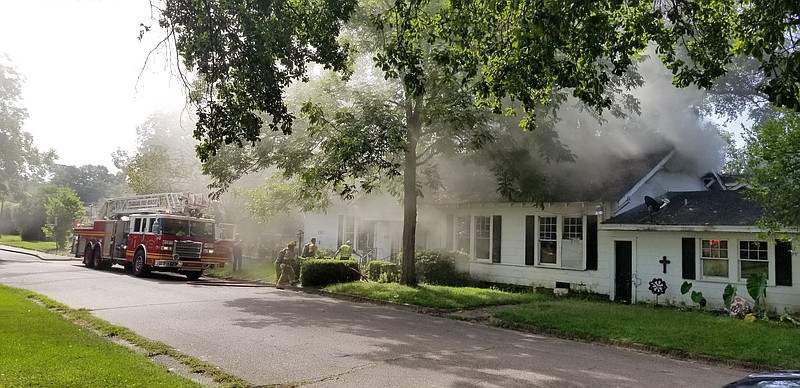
left=414, top=250, right=476, bottom=287
left=366, top=260, right=398, bottom=283
left=300, top=258, right=361, bottom=287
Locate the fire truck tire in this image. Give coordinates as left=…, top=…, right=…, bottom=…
left=92, top=245, right=103, bottom=270
left=133, top=250, right=151, bottom=277
left=184, top=271, right=203, bottom=280
left=83, top=244, right=95, bottom=268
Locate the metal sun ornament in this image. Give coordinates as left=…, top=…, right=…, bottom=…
left=648, top=278, right=668, bottom=305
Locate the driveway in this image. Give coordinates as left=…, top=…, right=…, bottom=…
left=0, top=247, right=748, bottom=387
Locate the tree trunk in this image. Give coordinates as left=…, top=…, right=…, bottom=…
left=400, top=94, right=421, bottom=286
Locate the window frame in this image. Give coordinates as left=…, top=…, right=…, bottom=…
left=562, top=217, right=583, bottom=240
left=537, top=216, right=558, bottom=265
left=738, top=240, right=769, bottom=281
left=700, top=238, right=729, bottom=278
left=455, top=215, right=471, bottom=255
left=452, top=214, right=500, bottom=262
left=474, top=215, right=491, bottom=261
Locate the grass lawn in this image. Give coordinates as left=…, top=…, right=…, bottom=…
left=0, top=234, right=64, bottom=255
left=206, top=257, right=277, bottom=282
left=323, top=281, right=800, bottom=370
left=325, top=282, right=548, bottom=309
left=0, top=285, right=201, bottom=387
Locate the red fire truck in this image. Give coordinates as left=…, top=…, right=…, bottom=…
left=72, top=192, right=230, bottom=280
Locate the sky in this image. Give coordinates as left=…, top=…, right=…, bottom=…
left=0, top=0, right=189, bottom=172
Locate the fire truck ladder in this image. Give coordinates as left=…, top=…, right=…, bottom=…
left=96, top=192, right=210, bottom=219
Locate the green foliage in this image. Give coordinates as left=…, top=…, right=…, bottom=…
left=41, top=187, right=84, bottom=250
left=299, top=258, right=361, bottom=287
left=680, top=281, right=693, bottom=295
left=414, top=250, right=475, bottom=287
left=495, top=299, right=800, bottom=369
left=723, top=284, right=738, bottom=309
left=744, top=110, right=800, bottom=233
left=158, top=0, right=357, bottom=162
left=366, top=260, right=398, bottom=283
left=0, top=285, right=201, bottom=387
left=13, top=185, right=61, bottom=241
left=0, top=201, right=17, bottom=235
left=690, top=291, right=707, bottom=308
left=0, top=234, right=58, bottom=254
left=0, top=57, right=55, bottom=203
left=747, top=272, right=768, bottom=312
left=324, top=282, right=547, bottom=310
left=123, top=111, right=208, bottom=195
left=48, top=164, right=124, bottom=204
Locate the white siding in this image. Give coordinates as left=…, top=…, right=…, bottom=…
left=599, top=229, right=800, bottom=313
left=444, top=202, right=611, bottom=294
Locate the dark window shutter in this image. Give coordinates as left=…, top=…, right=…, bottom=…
left=682, top=238, right=696, bottom=280
left=525, top=216, right=535, bottom=265
left=492, top=215, right=502, bottom=263
left=776, top=240, right=793, bottom=286
left=446, top=214, right=454, bottom=250
left=586, top=215, right=598, bottom=270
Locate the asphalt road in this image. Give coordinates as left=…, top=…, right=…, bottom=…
left=0, top=247, right=750, bottom=387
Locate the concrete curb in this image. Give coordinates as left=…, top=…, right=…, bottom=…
left=0, top=244, right=77, bottom=261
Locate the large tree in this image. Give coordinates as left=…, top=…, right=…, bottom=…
left=743, top=110, right=800, bottom=234
left=49, top=164, right=125, bottom=204
left=0, top=56, right=55, bottom=214
left=155, top=0, right=797, bottom=282
left=121, top=111, right=209, bottom=194
left=42, top=187, right=84, bottom=251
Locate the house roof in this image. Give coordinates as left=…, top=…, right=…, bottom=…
left=428, top=147, right=680, bottom=204
left=603, top=190, right=761, bottom=226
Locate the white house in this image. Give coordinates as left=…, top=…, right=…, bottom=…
left=301, top=149, right=799, bottom=313
left=601, top=190, right=798, bottom=313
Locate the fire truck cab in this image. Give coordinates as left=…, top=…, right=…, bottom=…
left=72, top=193, right=229, bottom=280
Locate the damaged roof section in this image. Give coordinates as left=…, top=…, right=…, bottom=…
left=604, top=190, right=761, bottom=226
left=430, top=146, right=704, bottom=204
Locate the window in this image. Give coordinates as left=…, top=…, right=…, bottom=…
left=561, top=217, right=584, bottom=268
left=562, top=217, right=583, bottom=240
left=701, top=239, right=729, bottom=277
left=475, top=216, right=491, bottom=260
left=455, top=216, right=470, bottom=254
left=539, top=216, right=557, bottom=264
left=133, top=218, right=142, bottom=233
left=740, top=241, right=768, bottom=279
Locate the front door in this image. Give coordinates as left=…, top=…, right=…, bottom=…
left=614, top=240, right=633, bottom=303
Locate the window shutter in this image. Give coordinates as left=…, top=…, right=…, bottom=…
left=776, top=240, right=793, bottom=286
left=492, top=215, right=502, bottom=263
left=446, top=214, right=454, bottom=250
left=586, top=215, right=598, bottom=270
left=525, top=216, right=535, bottom=265
left=682, top=238, right=696, bottom=280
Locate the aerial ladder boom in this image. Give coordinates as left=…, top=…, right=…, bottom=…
left=96, top=192, right=210, bottom=219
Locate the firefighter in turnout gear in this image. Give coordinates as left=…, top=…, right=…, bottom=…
left=301, top=238, right=318, bottom=258
left=275, top=241, right=299, bottom=288
left=335, top=240, right=361, bottom=260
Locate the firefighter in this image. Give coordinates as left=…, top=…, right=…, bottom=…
left=335, top=240, right=361, bottom=261
left=232, top=234, right=243, bottom=271
left=301, top=238, right=318, bottom=258
left=275, top=241, right=299, bottom=288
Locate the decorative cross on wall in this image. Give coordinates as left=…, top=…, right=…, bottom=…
left=659, top=256, right=671, bottom=274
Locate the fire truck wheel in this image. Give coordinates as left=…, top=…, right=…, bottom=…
left=92, top=245, right=103, bottom=270
left=83, top=244, right=95, bottom=268
left=133, top=250, right=151, bottom=277
left=183, top=271, right=203, bottom=280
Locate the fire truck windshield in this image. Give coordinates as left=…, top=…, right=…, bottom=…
left=160, top=218, right=215, bottom=239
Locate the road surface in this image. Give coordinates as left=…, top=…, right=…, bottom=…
left=0, top=247, right=748, bottom=387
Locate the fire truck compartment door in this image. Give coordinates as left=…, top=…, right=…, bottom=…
left=103, top=222, right=115, bottom=257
